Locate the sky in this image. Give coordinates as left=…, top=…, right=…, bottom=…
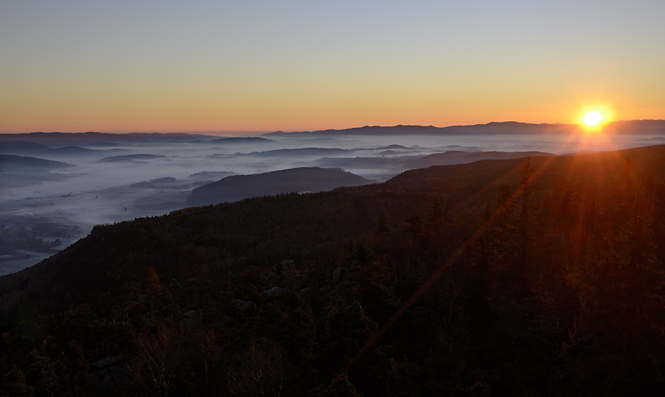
left=1, top=0, right=664, bottom=134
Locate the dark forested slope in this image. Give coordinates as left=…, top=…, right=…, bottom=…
left=1, top=145, right=664, bottom=396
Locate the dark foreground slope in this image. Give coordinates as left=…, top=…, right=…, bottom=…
left=187, top=167, right=374, bottom=206
left=1, top=146, right=664, bottom=396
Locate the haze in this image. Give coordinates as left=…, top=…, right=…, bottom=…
left=2, top=125, right=664, bottom=275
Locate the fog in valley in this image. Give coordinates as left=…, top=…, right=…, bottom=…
left=1, top=126, right=664, bottom=275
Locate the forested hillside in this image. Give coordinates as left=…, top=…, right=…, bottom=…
left=1, top=145, right=664, bottom=396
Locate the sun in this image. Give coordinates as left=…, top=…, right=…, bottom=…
left=578, top=106, right=612, bottom=133
left=583, top=111, right=603, bottom=127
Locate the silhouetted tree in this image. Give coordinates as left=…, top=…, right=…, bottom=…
left=227, top=338, right=292, bottom=397
left=311, top=372, right=363, bottom=397
left=126, top=322, right=189, bottom=396
left=427, top=198, right=444, bottom=230
left=374, top=213, right=391, bottom=238
left=2, top=365, right=33, bottom=396
left=404, top=215, right=422, bottom=238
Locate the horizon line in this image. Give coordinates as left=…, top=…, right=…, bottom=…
left=2, top=119, right=663, bottom=136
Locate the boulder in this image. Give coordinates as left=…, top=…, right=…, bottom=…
left=332, top=267, right=346, bottom=285
left=232, top=299, right=257, bottom=313
left=272, top=260, right=296, bottom=276
left=264, top=286, right=286, bottom=297
left=92, top=355, right=125, bottom=369
left=182, top=310, right=203, bottom=325
left=93, top=355, right=127, bottom=387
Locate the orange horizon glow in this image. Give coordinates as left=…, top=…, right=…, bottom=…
left=0, top=105, right=639, bottom=135
left=1, top=89, right=655, bottom=135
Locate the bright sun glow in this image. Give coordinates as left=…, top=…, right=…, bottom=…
left=578, top=106, right=613, bottom=133
left=583, top=111, right=603, bottom=126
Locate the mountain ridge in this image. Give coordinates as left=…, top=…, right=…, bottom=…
left=187, top=167, right=374, bottom=206
left=265, top=119, right=665, bottom=137
left=0, top=154, right=75, bottom=169
left=2, top=119, right=663, bottom=141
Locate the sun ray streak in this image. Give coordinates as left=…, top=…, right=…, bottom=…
left=342, top=154, right=559, bottom=372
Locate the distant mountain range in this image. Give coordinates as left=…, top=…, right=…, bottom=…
left=266, top=120, right=665, bottom=137
left=1, top=120, right=663, bottom=142
left=0, top=132, right=211, bottom=144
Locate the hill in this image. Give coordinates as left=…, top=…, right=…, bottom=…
left=96, top=154, right=166, bottom=163
left=247, top=148, right=353, bottom=157
left=0, top=140, right=114, bottom=157
left=212, top=136, right=273, bottom=144
left=0, top=141, right=52, bottom=155
left=0, top=154, right=75, bottom=170
left=403, top=150, right=554, bottom=168
left=187, top=167, right=374, bottom=206
left=0, top=154, right=76, bottom=188
left=313, top=150, right=555, bottom=177
left=0, top=145, right=664, bottom=396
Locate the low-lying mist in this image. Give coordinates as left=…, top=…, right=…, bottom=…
left=1, top=128, right=663, bottom=275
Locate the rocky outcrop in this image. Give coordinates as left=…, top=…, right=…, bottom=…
left=272, top=259, right=296, bottom=276
left=92, top=355, right=127, bottom=387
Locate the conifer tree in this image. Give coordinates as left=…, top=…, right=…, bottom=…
left=442, top=203, right=452, bottom=225
left=427, top=198, right=444, bottom=230
left=374, top=213, right=391, bottom=238
left=405, top=215, right=422, bottom=238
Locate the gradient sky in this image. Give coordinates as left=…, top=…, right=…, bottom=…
left=1, top=1, right=664, bottom=134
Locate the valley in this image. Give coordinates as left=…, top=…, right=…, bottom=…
left=2, top=122, right=663, bottom=274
